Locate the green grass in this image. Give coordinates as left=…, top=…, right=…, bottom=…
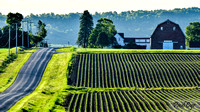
left=0, top=48, right=38, bottom=93
left=9, top=49, right=75, bottom=112
left=77, top=48, right=200, bottom=53
left=56, top=46, right=76, bottom=52
left=64, top=86, right=200, bottom=94
left=0, top=47, right=18, bottom=66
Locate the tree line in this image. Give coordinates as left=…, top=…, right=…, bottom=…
left=0, top=7, right=200, bottom=45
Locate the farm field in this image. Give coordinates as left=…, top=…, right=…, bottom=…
left=65, top=52, right=200, bottom=112
left=69, top=53, right=200, bottom=88
left=65, top=89, right=200, bottom=111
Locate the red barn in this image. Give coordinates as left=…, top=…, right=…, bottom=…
left=150, top=20, right=185, bottom=49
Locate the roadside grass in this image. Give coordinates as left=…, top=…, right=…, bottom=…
left=56, top=46, right=76, bottom=52
left=77, top=48, right=200, bottom=53
left=0, top=48, right=18, bottom=66
left=9, top=48, right=75, bottom=112
left=0, top=48, right=38, bottom=93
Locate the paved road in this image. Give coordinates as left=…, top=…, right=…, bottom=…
left=0, top=48, right=54, bottom=112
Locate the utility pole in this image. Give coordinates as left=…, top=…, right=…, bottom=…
left=29, top=21, right=33, bottom=33
left=16, top=23, right=18, bottom=54
left=8, top=26, right=11, bottom=59
left=27, top=19, right=29, bottom=48
left=21, top=21, right=24, bottom=49
left=27, top=19, right=33, bottom=48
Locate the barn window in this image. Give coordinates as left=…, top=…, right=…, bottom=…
left=160, top=27, right=163, bottom=31
left=173, top=27, right=176, bottom=31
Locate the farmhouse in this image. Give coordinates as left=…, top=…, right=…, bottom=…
left=114, top=33, right=150, bottom=49
left=114, top=19, right=186, bottom=49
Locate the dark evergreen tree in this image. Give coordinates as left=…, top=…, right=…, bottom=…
left=76, top=10, right=93, bottom=48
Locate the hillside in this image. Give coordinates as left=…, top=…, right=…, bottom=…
left=1, top=7, right=200, bottom=45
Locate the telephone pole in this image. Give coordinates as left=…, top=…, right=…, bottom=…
left=26, top=19, right=29, bottom=48
left=29, top=21, right=33, bottom=33
left=21, top=21, right=24, bottom=49
left=8, top=26, right=11, bottom=59
left=16, top=23, right=18, bottom=54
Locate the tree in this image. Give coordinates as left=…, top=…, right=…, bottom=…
left=96, top=32, right=109, bottom=48
left=88, top=18, right=117, bottom=48
left=37, top=20, right=43, bottom=33
left=186, top=22, right=200, bottom=43
left=38, top=22, right=47, bottom=38
left=0, top=28, right=2, bottom=36
left=30, top=33, right=43, bottom=45
left=6, top=12, right=23, bottom=27
left=76, top=10, right=93, bottom=48
left=30, top=20, right=47, bottom=45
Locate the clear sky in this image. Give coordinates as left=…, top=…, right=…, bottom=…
left=0, top=0, right=200, bottom=16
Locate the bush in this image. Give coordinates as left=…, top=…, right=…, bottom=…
left=123, top=42, right=146, bottom=49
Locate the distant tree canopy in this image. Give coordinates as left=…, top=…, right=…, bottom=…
left=186, top=22, right=200, bottom=43
left=88, top=18, right=117, bottom=48
left=76, top=10, right=93, bottom=48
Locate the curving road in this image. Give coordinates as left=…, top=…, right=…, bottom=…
left=0, top=48, right=54, bottom=112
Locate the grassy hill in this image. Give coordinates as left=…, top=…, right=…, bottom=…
left=0, top=48, right=38, bottom=93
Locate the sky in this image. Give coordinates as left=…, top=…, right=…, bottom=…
left=0, top=0, right=200, bottom=16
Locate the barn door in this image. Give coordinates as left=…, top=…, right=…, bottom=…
left=163, top=42, right=173, bottom=49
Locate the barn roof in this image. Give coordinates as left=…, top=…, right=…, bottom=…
left=158, top=19, right=178, bottom=26
left=150, top=19, right=185, bottom=39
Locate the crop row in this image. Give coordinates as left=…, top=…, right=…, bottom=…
left=65, top=89, right=200, bottom=112
left=70, top=53, right=200, bottom=88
